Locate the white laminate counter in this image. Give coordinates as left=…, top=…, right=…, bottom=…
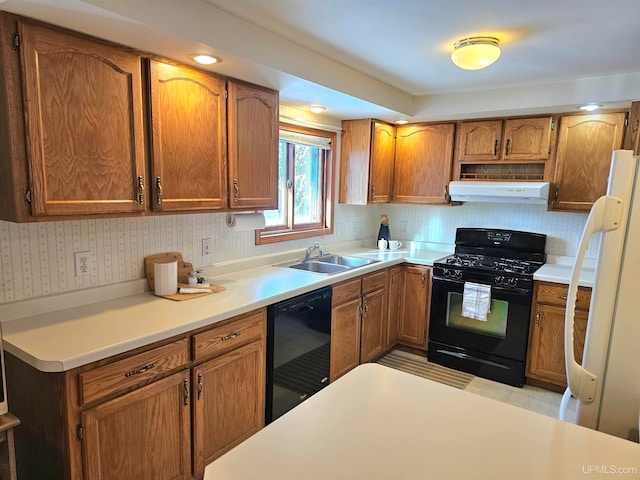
left=204, top=364, right=640, bottom=480
left=1, top=247, right=451, bottom=372
left=535, top=263, right=595, bottom=288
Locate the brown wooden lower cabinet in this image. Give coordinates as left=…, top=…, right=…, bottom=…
left=398, top=265, right=431, bottom=349
left=330, top=270, right=389, bottom=381
left=192, top=339, right=265, bottom=475
left=526, top=282, right=591, bottom=387
left=384, top=266, right=404, bottom=349
left=6, top=308, right=266, bottom=480
left=82, top=370, right=192, bottom=480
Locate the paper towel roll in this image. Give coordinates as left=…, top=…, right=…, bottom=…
left=154, top=261, right=178, bottom=296
left=225, top=213, right=266, bottom=231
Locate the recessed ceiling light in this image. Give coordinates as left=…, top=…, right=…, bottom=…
left=309, top=105, right=327, bottom=113
left=187, top=53, right=222, bottom=65
left=451, top=36, right=501, bottom=70
left=395, top=119, right=409, bottom=124
left=579, top=103, right=602, bottom=112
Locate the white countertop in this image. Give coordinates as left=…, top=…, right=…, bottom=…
left=204, top=364, right=640, bottom=480
left=2, top=247, right=450, bottom=372
left=534, top=262, right=595, bottom=288
left=1, top=244, right=593, bottom=372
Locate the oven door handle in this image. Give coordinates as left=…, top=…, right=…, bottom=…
left=433, top=278, right=531, bottom=296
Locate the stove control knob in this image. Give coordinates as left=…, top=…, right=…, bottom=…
left=443, top=269, right=451, bottom=278
left=508, top=277, right=518, bottom=288
left=454, top=270, right=463, bottom=280
left=495, top=276, right=504, bottom=285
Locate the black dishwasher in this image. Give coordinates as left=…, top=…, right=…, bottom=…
left=266, top=286, right=332, bottom=424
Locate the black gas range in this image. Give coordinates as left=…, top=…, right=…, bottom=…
left=428, top=228, right=547, bottom=387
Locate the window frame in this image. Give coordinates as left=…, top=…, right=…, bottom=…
left=255, top=122, right=335, bottom=245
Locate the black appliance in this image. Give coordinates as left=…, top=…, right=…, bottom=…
left=266, top=286, right=332, bottom=424
left=428, top=228, right=546, bottom=387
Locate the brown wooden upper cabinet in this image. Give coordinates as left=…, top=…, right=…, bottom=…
left=457, top=117, right=553, bottom=162
left=17, top=18, right=147, bottom=217
left=339, top=119, right=395, bottom=204
left=622, top=101, right=640, bottom=155
left=393, top=123, right=455, bottom=204
left=148, top=60, right=227, bottom=211
left=227, top=80, right=279, bottom=210
left=550, top=112, right=627, bottom=212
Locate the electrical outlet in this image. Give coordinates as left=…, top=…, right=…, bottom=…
left=351, top=221, right=357, bottom=234
left=202, top=238, right=211, bottom=256
left=74, top=251, right=90, bottom=277
left=401, top=221, right=408, bottom=234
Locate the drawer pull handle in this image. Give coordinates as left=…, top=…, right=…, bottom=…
left=222, top=331, right=242, bottom=341
left=557, top=294, right=568, bottom=300
left=125, top=362, right=156, bottom=377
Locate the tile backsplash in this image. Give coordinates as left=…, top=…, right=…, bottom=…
left=0, top=201, right=594, bottom=304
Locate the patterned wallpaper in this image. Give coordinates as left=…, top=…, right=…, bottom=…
left=0, top=202, right=594, bottom=305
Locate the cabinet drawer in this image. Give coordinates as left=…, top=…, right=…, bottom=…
left=332, top=278, right=362, bottom=306
left=193, top=310, right=265, bottom=362
left=362, top=270, right=387, bottom=293
left=79, top=338, right=189, bottom=405
left=536, top=283, right=592, bottom=310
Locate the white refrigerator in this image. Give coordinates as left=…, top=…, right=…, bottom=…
left=560, top=149, right=640, bottom=442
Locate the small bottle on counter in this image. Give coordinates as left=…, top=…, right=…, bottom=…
left=187, top=271, right=198, bottom=286
left=377, top=214, right=391, bottom=249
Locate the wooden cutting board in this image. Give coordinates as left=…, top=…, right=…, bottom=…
left=161, top=283, right=226, bottom=301
left=144, top=252, right=193, bottom=291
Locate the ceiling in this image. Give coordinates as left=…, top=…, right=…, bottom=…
left=3, top=0, right=640, bottom=122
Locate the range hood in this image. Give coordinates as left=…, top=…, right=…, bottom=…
left=449, top=181, right=550, bottom=204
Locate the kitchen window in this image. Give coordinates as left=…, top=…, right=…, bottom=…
left=256, top=123, right=335, bottom=244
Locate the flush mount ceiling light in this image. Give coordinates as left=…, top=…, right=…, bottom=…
left=451, top=37, right=501, bottom=70
left=309, top=105, right=327, bottom=113
left=580, top=103, right=602, bottom=112
left=187, top=53, right=222, bottom=65
left=395, top=119, right=409, bottom=125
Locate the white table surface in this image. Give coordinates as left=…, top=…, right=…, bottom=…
left=205, top=364, right=640, bottom=480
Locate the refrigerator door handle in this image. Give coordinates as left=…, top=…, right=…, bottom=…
left=560, top=195, right=624, bottom=419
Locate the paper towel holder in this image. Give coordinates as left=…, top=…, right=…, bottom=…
left=225, top=212, right=265, bottom=228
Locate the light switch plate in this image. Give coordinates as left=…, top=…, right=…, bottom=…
left=202, top=238, right=211, bottom=256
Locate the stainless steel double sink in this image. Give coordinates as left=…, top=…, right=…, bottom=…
left=277, top=254, right=378, bottom=275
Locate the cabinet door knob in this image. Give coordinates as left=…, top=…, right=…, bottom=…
left=421, top=272, right=426, bottom=288
left=233, top=179, right=240, bottom=203
left=137, top=176, right=145, bottom=204
left=197, top=373, right=203, bottom=400
left=505, top=138, right=511, bottom=156
left=183, top=379, right=190, bottom=406
left=155, top=176, right=163, bottom=205
left=535, top=308, right=541, bottom=326
left=370, top=183, right=375, bottom=200
left=493, top=139, right=499, bottom=157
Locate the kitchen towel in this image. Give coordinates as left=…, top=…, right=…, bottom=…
left=462, top=282, right=491, bottom=321
left=154, top=261, right=178, bottom=296
left=225, top=212, right=266, bottom=231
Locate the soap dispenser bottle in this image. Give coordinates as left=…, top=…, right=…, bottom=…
left=377, top=214, right=391, bottom=249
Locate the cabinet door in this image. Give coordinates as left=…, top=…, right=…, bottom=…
left=330, top=297, right=362, bottom=381
left=148, top=60, right=227, bottom=211
left=360, top=287, right=387, bottom=363
left=457, top=120, right=502, bottom=161
left=399, top=266, right=430, bottom=348
left=552, top=112, right=627, bottom=212
left=385, top=266, right=404, bottom=349
left=19, top=21, right=146, bottom=216
left=622, top=101, right=640, bottom=155
left=394, top=123, right=454, bottom=203
left=82, top=370, right=191, bottom=480
left=193, top=339, right=265, bottom=476
left=526, top=304, right=588, bottom=386
left=369, top=121, right=395, bottom=203
left=502, top=117, right=553, bottom=161
left=227, top=81, right=279, bottom=209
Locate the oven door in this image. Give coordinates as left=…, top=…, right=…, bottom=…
left=429, top=274, right=532, bottom=362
